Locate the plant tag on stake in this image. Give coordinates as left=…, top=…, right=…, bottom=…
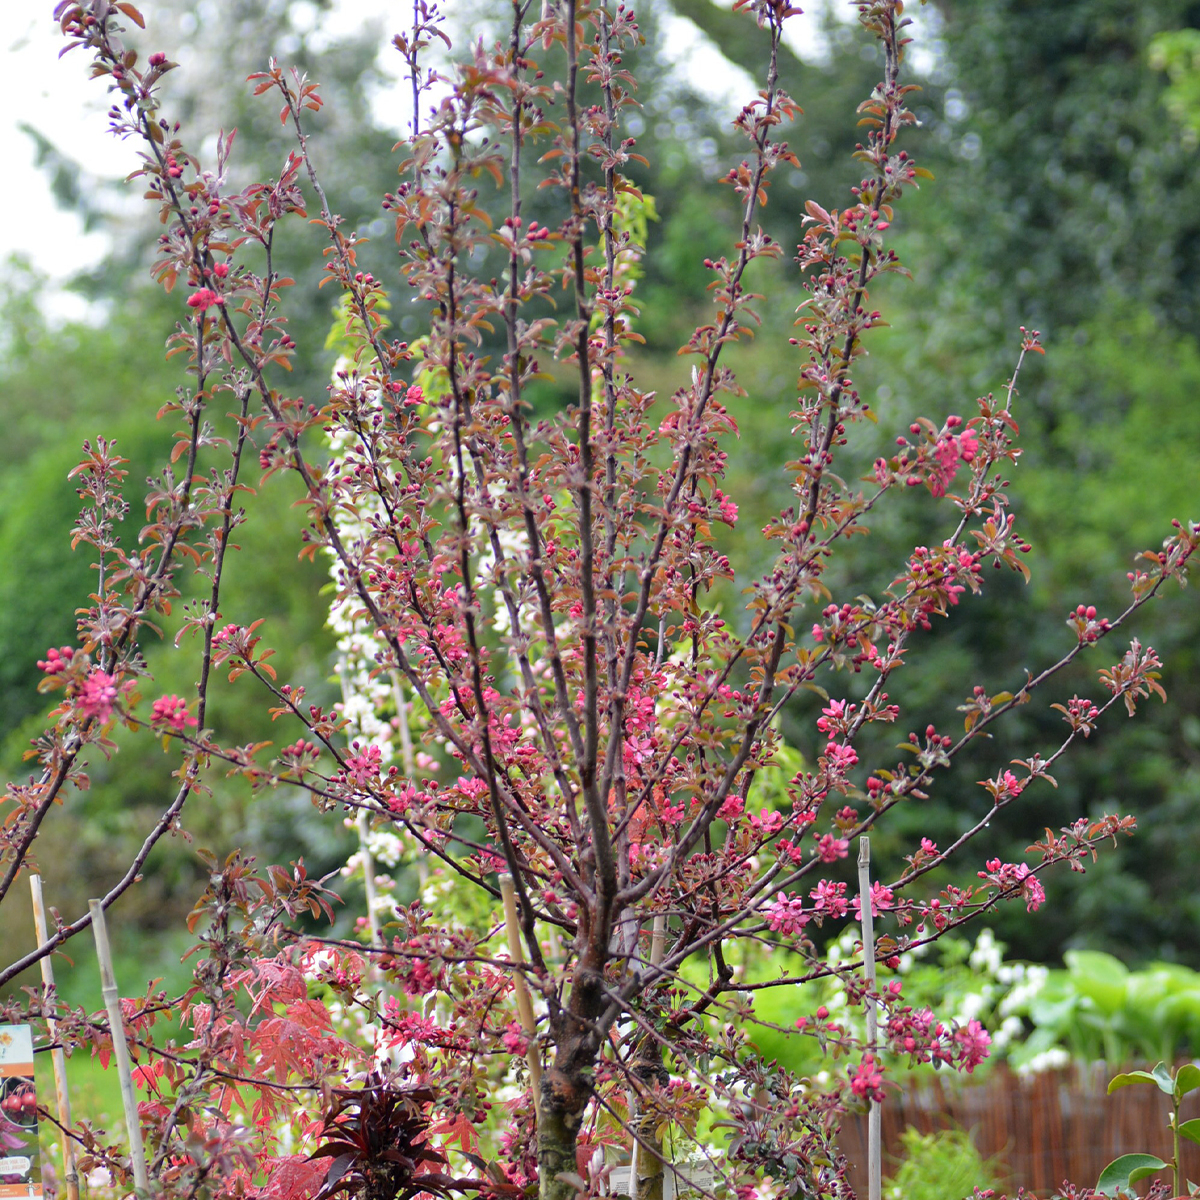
left=0, top=1025, right=42, bottom=1197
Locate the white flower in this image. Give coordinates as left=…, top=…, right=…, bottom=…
left=1016, top=1046, right=1069, bottom=1076
left=954, top=989, right=988, bottom=1025
left=969, top=928, right=1004, bottom=976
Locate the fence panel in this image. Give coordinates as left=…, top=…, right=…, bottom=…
left=839, top=1063, right=1200, bottom=1196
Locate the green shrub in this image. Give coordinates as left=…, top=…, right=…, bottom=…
left=884, top=1127, right=1006, bottom=1200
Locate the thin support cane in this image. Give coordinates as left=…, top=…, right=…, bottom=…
left=857, top=839, right=881, bottom=1200
left=499, top=874, right=542, bottom=1123
left=30, top=875, right=79, bottom=1200
left=89, top=899, right=149, bottom=1193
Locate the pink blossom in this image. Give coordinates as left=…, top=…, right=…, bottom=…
left=658, top=798, right=685, bottom=826
left=150, top=694, right=198, bottom=731
left=764, top=893, right=808, bottom=938
left=776, top=839, right=805, bottom=865
left=954, top=1019, right=991, bottom=1072
left=501, top=1021, right=529, bottom=1056
left=717, top=794, right=744, bottom=822
left=344, top=744, right=383, bottom=788
left=816, top=699, right=852, bottom=739
left=78, top=670, right=118, bottom=721
left=625, top=734, right=654, bottom=766
left=714, top=488, right=738, bottom=525
left=380, top=1000, right=448, bottom=1047
left=852, top=880, right=895, bottom=919
left=927, top=423, right=978, bottom=497
left=750, top=808, right=784, bottom=836
left=810, top=879, right=848, bottom=919
left=824, top=741, right=858, bottom=774
left=815, top=833, right=850, bottom=863
left=978, top=859, right=1045, bottom=912
left=211, top=261, right=230, bottom=279
left=849, top=1053, right=885, bottom=1101
left=1020, top=871, right=1046, bottom=912
left=186, top=287, right=219, bottom=312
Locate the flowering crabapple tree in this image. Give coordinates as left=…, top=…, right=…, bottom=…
left=1, top=0, right=1195, bottom=1197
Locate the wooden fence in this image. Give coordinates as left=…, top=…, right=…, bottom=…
left=840, top=1063, right=1200, bottom=1196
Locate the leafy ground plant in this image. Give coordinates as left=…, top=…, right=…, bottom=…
left=885, top=1127, right=1006, bottom=1200
left=0, top=1, right=1196, bottom=1198
left=1096, top=1062, right=1200, bottom=1198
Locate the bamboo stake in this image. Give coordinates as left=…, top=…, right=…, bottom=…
left=629, top=915, right=668, bottom=1199
left=89, top=899, right=149, bottom=1194
left=30, top=875, right=79, bottom=1200
left=857, top=838, right=881, bottom=1200
left=499, top=874, right=542, bottom=1122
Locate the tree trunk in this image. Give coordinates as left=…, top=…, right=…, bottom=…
left=538, top=1065, right=589, bottom=1200
left=631, top=1037, right=667, bottom=1200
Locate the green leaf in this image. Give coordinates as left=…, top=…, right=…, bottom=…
left=1177, top=1064, right=1200, bottom=1099
left=1153, top=1061, right=1176, bottom=1094
left=1096, top=1154, right=1169, bottom=1196
left=1178, top=1119, right=1200, bottom=1146
left=1107, top=1069, right=1162, bottom=1094
left=1065, top=949, right=1129, bottom=1016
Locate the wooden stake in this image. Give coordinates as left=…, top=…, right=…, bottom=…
left=89, top=899, right=149, bottom=1193
left=498, top=874, right=542, bottom=1122
left=857, top=838, right=881, bottom=1200
left=30, top=875, right=79, bottom=1200
left=629, top=914, right=669, bottom=1199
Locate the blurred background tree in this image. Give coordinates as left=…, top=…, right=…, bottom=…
left=2, top=0, right=1198, bottom=993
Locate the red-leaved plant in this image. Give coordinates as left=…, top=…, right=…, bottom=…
left=0, top=1, right=1194, bottom=1197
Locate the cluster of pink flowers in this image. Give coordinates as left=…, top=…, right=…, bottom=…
left=150, top=694, right=198, bottom=731
left=823, top=741, right=859, bottom=776
left=77, top=669, right=119, bottom=721
left=501, top=1021, right=529, bottom=1056
left=849, top=1053, right=885, bottom=1102
left=816, top=698, right=855, bottom=739
left=764, top=893, right=809, bottom=937
left=186, top=287, right=219, bottom=312
left=979, top=858, right=1046, bottom=912
left=927, top=416, right=980, bottom=497
left=379, top=998, right=451, bottom=1048
left=343, top=743, right=383, bottom=788
left=983, top=769, right=1026, bottom=803
left=810, top=878, right=848, bottom=919
left=749, top=808, right=784, bottom=836
left=718, top=794, right=744, bottom=822
left=761, top=874, right=897, bottom=936
left=402, top=958, right=440, bottom=997
left=954, top=1019, right=992, bottom=1072
left=814, top=832, right=850, bottom=862
left=852, top=880, right=895, bottom=920
left=885, top=1004, right=991, bottom=1074
left=712, top=487, right=739, bottom=525
left=657, top=797, right=686, bottom=826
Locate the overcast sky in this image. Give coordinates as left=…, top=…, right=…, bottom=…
left=1, top=2, right=905, bottom=318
